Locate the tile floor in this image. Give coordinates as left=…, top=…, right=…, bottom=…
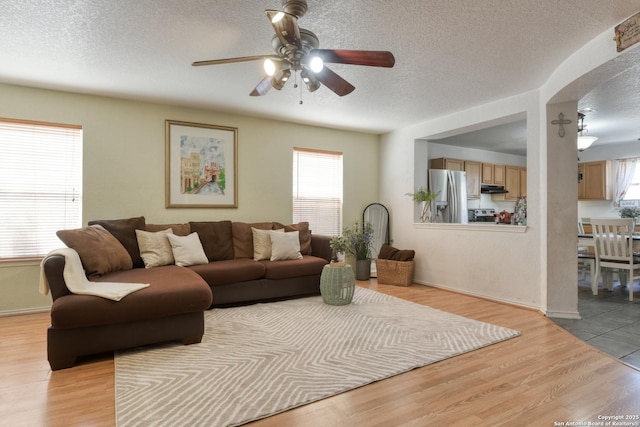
left=552, top=277, right=640, bottom=370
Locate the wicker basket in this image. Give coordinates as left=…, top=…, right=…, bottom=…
left=375, top=259, right=414, bottom=286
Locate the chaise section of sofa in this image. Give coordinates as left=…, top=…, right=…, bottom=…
left=44, top=256, right=212, bottom=370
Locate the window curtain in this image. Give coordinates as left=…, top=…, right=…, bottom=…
left=612, top=158, right=638, bottom=207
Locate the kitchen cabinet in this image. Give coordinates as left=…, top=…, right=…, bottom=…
left=430, top=157, right=464, bottom=171
left=520, top=167, right=527, bottom=197
left=464, top=161, right=481, bottom=199
left=493, top=164, right=506, bottom=186
left=481, top=163, right=493, bottom=184
left=578, top=160, right=612, bottom=200
left=492, top=166, right=526, bottom=201
left=481, top=163, right=506, bottom=185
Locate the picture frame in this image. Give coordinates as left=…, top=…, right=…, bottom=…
left=165, top=120, right=238, bottom=208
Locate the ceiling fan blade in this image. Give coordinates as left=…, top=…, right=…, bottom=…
left=311, top=49, right=395, bottom=68
left=266, top=10, right=302, bottom=49
left=315, top=66, right=355, bottom=96
left=192, top=55, right=278, bottom=67
left=250, top=75, right=273, bottom=96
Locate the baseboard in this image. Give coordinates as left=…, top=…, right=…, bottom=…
left=412, top=280, right=540, bottom=311
left=0, top=306, right=50, bottom=317
left=543, top=310, right=581, bottom=320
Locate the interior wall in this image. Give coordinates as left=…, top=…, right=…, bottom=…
left=378, top=22, right=640, bottom=316
left=380, top=91, right=542, bottom=309
left=0, top=83, right=380, bottom=314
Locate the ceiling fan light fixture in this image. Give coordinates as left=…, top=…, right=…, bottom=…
left=309, top=56, right=323, bottom=73
left=264, top=58, right=277, bottom=76
left=271, top=11, right=285, bottom=23
left=271, top=69, right=291, bottom=90
left=301, top=69, right=320, bottom=92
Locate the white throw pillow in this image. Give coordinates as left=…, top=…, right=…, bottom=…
left=270, top=230, right=303, bottom=261
left=252, top=227, right=284, bottom=261
left=167, top=232, right=209, bottom=267
left=135, top=228, right=175, bottom=268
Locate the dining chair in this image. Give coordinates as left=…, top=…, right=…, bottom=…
left=577, top=217, right=597, bottom=292
left=591, top=218, right=640, bottom=301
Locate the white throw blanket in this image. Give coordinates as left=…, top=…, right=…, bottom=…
left=40, top=248, right=149, bottom=301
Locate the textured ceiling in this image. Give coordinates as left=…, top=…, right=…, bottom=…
left=0, top=0, right=639, bottom=149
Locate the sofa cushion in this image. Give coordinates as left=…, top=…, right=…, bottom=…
left=135, top=228, right=175, bottom=268
left=270, top=230, right=303, bottom=261
left=189, top=221, right=234, bottom=261
left=260, top=255, right=327, bottom=280
left=232, top=222, right=272, bottom=259
left=188, top=259, right=266, bottom=286
left=146, top=223, right=191, bottom=236
left=56, top=225, right=133, bottom=278
left=50, top=265, right=212, bottom=329
left=272, top=222, right=312, bottom=255
left=167, top=232, right=209, bottom=267
left=88, top=216, right=146, bottom=268
left=252, top=227, right=284, bottom=261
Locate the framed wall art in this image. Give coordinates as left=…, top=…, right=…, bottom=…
left=165, top=120, right=238, bottom=208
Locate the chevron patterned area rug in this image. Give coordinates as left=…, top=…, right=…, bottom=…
left=115, top=287, right=519, bottom=426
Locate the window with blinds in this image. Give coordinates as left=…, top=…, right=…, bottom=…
left=292, top=147, right=343, bottom=236
left=0, top=119, right=82, bottom=259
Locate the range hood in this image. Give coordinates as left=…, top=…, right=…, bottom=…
left=481, top=184, right=509, bottom=194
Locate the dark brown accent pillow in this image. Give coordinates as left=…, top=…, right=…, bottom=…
left=378, top=244, right=415, bottom=261
left=189, top=221, right=234, bottom=261
left=146, top=223, right=191, bottom=236
left=378, top=244, right=398, bottom=260
left=272, top=222, right=312, bottom=255
left=231, top=222, right=273, bottom=259
left=392, top=249, right=415, bottom=261
left=88, top=216, right=146, bottom=268
left=56, top=225, right=133, bottom=278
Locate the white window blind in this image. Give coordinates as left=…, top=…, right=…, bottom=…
left=293, top=147, right=343, bottom=236
left=0, top=118, right=82, bottom=259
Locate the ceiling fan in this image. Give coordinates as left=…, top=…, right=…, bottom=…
left=192, top=0, right=395, bottom=98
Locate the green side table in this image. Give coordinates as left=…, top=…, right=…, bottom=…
left=320, top=264, right=355, bottom=305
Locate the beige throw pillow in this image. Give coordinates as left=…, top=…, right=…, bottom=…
left=135, top=228, right=175, bottom=268
left=167, top=232, right=209, bottom=267
left=252, top=227, right=284, bottom=261
left=270, top=230, right=303, bottom=261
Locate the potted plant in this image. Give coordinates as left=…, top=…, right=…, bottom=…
left=619, top=206, right=640, bottom=220
left=619, top=206, right=640, bottom=230
left=406, top=187, right=440, bottom=222
left=330, top=220, right=374, bottom=280
left=329, top=235, right=347, bottom=266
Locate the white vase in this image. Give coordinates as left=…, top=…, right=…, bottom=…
left=420, top=201, right=432, bottom=223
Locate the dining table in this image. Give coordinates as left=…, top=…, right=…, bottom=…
left=578, top=233, right=640, bottom=250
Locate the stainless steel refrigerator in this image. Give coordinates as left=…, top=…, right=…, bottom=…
left=428, top=169, right=469, bottom=223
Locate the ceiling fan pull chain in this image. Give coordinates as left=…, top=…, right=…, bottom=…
left=299, top=76, right=304, bottom=105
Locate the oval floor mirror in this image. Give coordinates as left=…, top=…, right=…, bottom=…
left=363, top=202, right=390, bottom=260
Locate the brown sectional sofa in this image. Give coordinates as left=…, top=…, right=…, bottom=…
left=43, top=217, right=332, bottom=370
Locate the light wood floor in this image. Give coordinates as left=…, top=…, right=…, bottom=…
left=2, top=282, right=640, bottom=427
